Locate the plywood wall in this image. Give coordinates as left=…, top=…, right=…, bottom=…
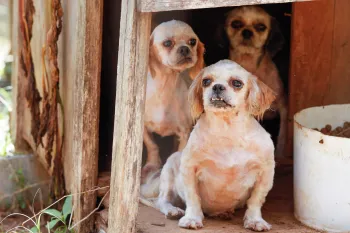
left=13, top=0, right=52, bottom=172
left=288, top=0, right=350, bottom=155
left=11, top=1, right=103, bottom=233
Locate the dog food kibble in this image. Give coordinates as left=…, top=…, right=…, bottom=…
left=314, top=122, right=350, bottom=138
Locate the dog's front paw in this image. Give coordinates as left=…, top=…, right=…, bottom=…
left=164, top=206, right=185, bottom=220
left=178, top=215, right=203, bottom=229
left=244, top=217, right=271, bottom=232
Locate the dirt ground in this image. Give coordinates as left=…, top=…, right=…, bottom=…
left=0, top=164, right=321, bottom=233
left=137, top=164, right=321, bottom=233
left=0, top=214, right=31, bottom=233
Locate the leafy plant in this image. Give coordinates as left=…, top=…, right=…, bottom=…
left=0, top=132, right=11, bottom=156
left=0, top=86, right=13, bottom=157
left=0, top=87, right=11, bottom=104
left=30, top=196, right=74, bottom=233
left=1, top=187, right=109, bottom=233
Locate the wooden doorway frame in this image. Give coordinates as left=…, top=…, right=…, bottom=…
left=107, top=0, right=307, bottom=232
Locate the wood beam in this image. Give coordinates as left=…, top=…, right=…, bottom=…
left=107, top=0, right=152, bottom=232
left=138, top=0, right=309, bottom=12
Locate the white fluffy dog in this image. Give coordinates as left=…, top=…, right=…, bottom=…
left=141, top=60, right=276, bottom=231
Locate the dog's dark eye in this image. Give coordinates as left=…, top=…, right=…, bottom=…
left=231, top=80, right=243, bottom=88
left=202, top=78, right=212, bottom=87
left=255, top=23, right=267, bottom=32
left=231, top=20, right=243, bottom=29
left=189, top=38, right=197, bottom=46
left=163, top=40, right=173, bottom=47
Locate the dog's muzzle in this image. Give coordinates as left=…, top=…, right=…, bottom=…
left=177, top=57, right=193, bottom=65
left=210, top=95, right=231, bottom=108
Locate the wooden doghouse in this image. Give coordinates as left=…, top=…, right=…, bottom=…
left=108, top=0, right=350, bottom=232
left=10, top=0, right=350, bottom=232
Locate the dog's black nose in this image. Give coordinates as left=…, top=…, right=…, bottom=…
left=212, top=84, right=226, bottom=93
left=242, top=29, right=253, bottom=39
left=178, top=46, right=190, bottom=56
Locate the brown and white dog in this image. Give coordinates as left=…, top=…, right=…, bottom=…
left=225, top=6, right=287, bottom=157
left=141, top=60, right=276, bottom=231
left=142, top=20, right=205, bottom=181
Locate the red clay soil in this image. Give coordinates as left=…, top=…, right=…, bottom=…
left=137, top=165, right=321, bottom=233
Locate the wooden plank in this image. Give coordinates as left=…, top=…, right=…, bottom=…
left=138, top=0, right=309, bottom=12
left=324, top=0, right=350, bottom=104
left=59, top=0, right=77, bottom=193
left=12, top=0, right=102, bottom=232
left=107, top=0, right=152, bottom=232
left=17, top=0, right=51, bottom=165
left=68, top=0, right=103, bottom=232
left=10, top=0, right=31, bottom=153
left=287, top=0, right=335, bottom=156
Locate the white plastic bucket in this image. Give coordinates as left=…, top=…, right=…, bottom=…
left=294, top=104, right=350, bottom=232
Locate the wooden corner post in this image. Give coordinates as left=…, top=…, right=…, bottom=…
left=107, top=0, right=152, bottom=232
left=70, top=1, right=104, bottom=233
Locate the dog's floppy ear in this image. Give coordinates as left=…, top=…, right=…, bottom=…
left=188, top=70, right=204, bottom=121
left=265, top=18, right=285, bottom=58
left=148, top=33, right=160, bottom=78
left=149, top=33, right=156, bottom=61
left=188, top=41, right=205, bottom=80
left=246, top=75, right=276, bottom=120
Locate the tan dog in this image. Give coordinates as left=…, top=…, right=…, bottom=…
left=141, top=60, right=276, bottom=231
left=142, top=20, right=205, bottom=181
left=225, top=6, right=287, bottom=157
